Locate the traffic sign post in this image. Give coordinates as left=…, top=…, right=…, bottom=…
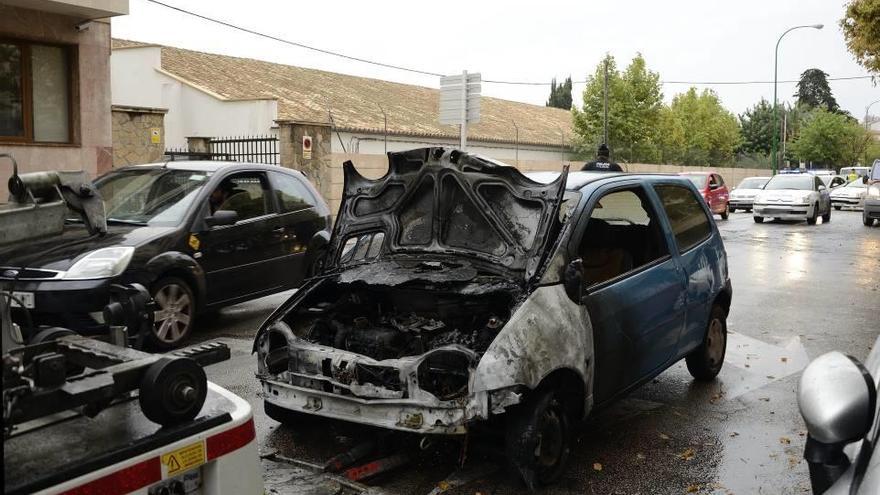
left=439, top=71, right=481, bottom=150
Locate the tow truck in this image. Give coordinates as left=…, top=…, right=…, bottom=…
left=1, top=154, right=263, bottom=495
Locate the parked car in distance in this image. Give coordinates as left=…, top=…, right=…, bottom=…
left=797, top=334, right=879, bottom=494
left=680, top=172, right=730, bottom=219
left=0, top=161, right=332, bottom=349
left=255, top=148, right=732, bottom=489
left=728, top=176, right=770, bottom=213
left=830, top=179, right=867, bottom=210
left=753, top=173, right=832, bottom=225
left=865, top=162, right=880, bottom=226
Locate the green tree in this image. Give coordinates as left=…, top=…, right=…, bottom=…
left=738, top=99, right=774, bottom=155
left=572, top=54, right=663, bottom=162
left=789, top=109, right=873, bottom=167
left=794, top=69, right=839, bottom=112
left=546, top=76, right=573, bottom=110
left=840, top=0, right=880, bottom=75
left=666, top=88, right=741, bottom=166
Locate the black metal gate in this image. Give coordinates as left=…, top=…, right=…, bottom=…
left=209, top=135, right=279, bottom=165
left=164, top=135, right=279, bottom=165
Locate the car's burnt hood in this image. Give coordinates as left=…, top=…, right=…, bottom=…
left=327, top=147, right=568, bottom=283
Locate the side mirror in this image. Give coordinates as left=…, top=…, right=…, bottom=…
left=205, top=210, right=238, bottom=227
left=798, top=351, right=876, bottom=493
left=818, top=185, right=826, bottom=191
left=864, top=176, right=870, bottom=185
left=563, top=258, right=584, bottom=303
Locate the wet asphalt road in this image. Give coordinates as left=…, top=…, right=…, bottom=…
left=193, top=209, right=879, bottom=495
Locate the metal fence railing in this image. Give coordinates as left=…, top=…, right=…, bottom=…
left=164, top=135, right=279, bottom=165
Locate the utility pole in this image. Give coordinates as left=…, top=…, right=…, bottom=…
left=781, top=111, right=787, bottom=167
left=603, top=59, right=609, bottom=146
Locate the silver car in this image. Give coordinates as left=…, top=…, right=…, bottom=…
left=728, top=176, right=769, bottom=213
left=830, top=179, right=867, bottom=210
left=753, top=174, right=832, bottom=225
left=798, top=334, right=879, bottom=494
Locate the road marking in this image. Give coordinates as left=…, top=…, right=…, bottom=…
left=722, top=331, right=810, bottom=399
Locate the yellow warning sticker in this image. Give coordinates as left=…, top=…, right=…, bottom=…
left=161, top=441, right=206, bottom=476
left=188, top=233, right=200, bottom=251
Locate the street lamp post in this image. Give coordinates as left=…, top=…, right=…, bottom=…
left=866, top=99, right=880, bottom=131
left=771, top=24, right=823, bottom=174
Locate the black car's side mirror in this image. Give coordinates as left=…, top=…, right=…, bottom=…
left=205, top=210, right=238, bottom=228
left=563, top=258, right=584, bottom=303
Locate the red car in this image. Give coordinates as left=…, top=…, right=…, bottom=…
left=680, top=172, right=730, bottom=220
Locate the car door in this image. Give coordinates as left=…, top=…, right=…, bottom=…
left=652, top=182, right=724, bottom=353
left=197, top=171, right=285, bottom=305
left=267, top=171, right=328, bottom=286
left=575, top=182, right=687, bottom=404
left=816, top=176, right=831, bottom=212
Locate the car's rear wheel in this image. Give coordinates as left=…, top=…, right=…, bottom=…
left=807, top=203, right=819, bottom=225
left=720, top=203, right=729, bottom=220
left=834, top=205, right=842, bottom=210
left=148, top=277, right=195, bottom=349
left=729, top=207, right=737, bottom=213
left=506, top=387, right=572, bottom=490
left=686, top=305, right=727, bottom=381
left=753, top=216, right=764, bottom=223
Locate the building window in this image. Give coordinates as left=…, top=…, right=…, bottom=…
left=0, top=40, right=74, bottom=143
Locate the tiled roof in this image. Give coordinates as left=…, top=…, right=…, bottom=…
left=111, top=39, right=574, bottom=147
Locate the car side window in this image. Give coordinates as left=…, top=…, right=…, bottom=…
left=577, top=187, right=669, bottom=287
left=210, top=172, right=271, bottom=222
left=709, top=175, right=720, bottom=187
left=815, top=177, right=822, bottom=190
left=270, top=172, right=316, bottom=213
left=654, top=184, right=713, bottom=253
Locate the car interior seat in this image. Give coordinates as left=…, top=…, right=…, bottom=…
left=580, top=218, right=634, bottom=286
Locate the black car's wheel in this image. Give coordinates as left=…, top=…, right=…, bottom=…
left=822, top=206, right=831, bottom=223
left=506, top=387, right=572, bottom=490
left=807, top=203, right=819, bottom=225
left=865, top=214, right=876, bottom=227
left=729, top=207, right=737, bottom=213
left=148, top=276, right=195, bottom=349
left=753, top=216, right=764, bottom=223
left=720, top=203, right=729, bottom=220
left=834, top=205, right=842, bottom=211
left=686, top=305, right=727, bottom=381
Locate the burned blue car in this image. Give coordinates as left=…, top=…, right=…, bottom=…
left=254, top=147, right=732, bottom=487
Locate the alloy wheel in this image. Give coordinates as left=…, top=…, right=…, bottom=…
left=153, top=283, right=193, bottom=344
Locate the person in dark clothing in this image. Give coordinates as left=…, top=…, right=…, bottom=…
left=582, top=143, right=623, bottom=172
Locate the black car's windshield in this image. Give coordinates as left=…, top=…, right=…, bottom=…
left=764, top=175, right=813, bottom=191
left=738, top=178, right=768, bottom=189
left=96, top=168, right=212, bottom=226
left=683, top=175, right=708, bottom=188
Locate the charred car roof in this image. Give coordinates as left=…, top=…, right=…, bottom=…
left=328, top=148, right=568, bottom=282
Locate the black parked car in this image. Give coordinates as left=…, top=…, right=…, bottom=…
left=0, top=161, right=331, bottom=348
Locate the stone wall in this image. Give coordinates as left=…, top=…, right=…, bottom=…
left=111, top=105, right=167, bottom=167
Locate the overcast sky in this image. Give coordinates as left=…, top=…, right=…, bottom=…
left=113, top=0, right=879, bottom=119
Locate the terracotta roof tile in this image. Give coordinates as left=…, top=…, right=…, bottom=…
left=112, top=39, right=574, bottom=147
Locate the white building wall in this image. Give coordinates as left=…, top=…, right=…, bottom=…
left=111, top=47, right=277, bottom=148
left=332, top=131, right=572, bottom=162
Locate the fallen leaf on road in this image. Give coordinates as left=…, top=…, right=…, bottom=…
left=659, top=432, right=671, bottom=440
left=781, top=357, right=788, bottom=363
left=686, top=483, right=700, bottom=492
left=780, top=437, right=791, bottom=445
left=759, top=397, right=770, bottom=402
left=729, top=431, right=740, bottom=437
left=636, top=453, right=646, bottom=460
left=679, top=448, right=696, bottom=461
left=766, top=375, right=776, bottom=379
left=593, top=463, right=603, bottom=471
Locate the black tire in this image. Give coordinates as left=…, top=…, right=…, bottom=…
left=745, top=208, right=752, bottom=213
left=834, top=205, right=842, bottom=211
left=865, top=214, right=875, bottom=227
left=139, top=357, right=207, bottom=426
left=686, top=305, right=727, bottom=381
left=720, top=203, right=729, bottom=220
left=807, top=204, right=819, bottom=225
left=505, top=387, right=572, bottom=490
left=29, top=327, right=85, bottom=375
left=822, top=206, right=831, bottom=223
left=728, top=207, right=736, bottom=213
left=148, top=276, right=196, bottom=349
left=753, top=216, right=764, bottom=223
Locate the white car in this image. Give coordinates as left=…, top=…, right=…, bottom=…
left=753, top=174, right=832, bottom=225
left=728, top=176, right=770, bottom=212
left=830, top=179, right=867, bottom=210
left=819, top=174, right=848, bottom=190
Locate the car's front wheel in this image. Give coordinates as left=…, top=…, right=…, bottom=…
left=729, top=207, right=737, bottom=213
left=506, top=387, right=572, bottom=490
left=148, top=276, right=196, bottom=349
left=807, top=203, right=819, bottom=225
left=753, top=216, right=764, bottom=223
left=720, top=203, right=729, bottom=220
left=686, top=305, right=727, bottom=381
left=822, top=206, right=831, bottom=223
